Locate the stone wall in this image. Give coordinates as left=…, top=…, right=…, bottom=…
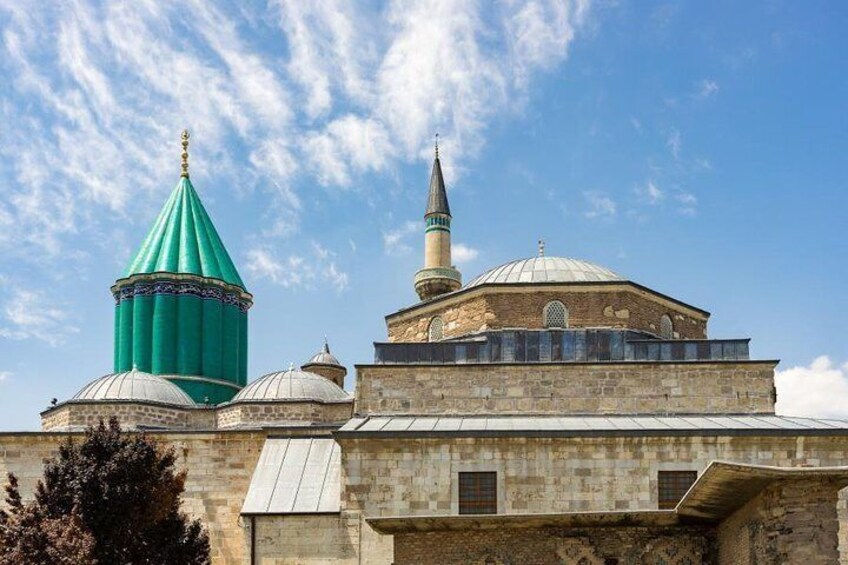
left=717, top=479, right=844, bottom=564
left=0, top=430, right=265, bottom=564
left=338, top=434, right=848, bottom=564
left=355, top=362, right=777, bottom=415
left=216, top=400, right=353, bottom=428
left=40, top=402, right=217, bottom=431
left=248, top=513, right=360, bottom=564
left=394, top=527, right=712, bottom=565
left=386, top=285, right=708, bottom=342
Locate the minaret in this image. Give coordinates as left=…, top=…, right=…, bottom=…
left=414, top=135, right=461, bottom=300
left=111, top=130, right=253, bottom=404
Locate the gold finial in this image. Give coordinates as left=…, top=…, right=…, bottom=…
left=434, top=133, right=440, bottom=159
left=180, top=129, right=190, bottom=178
left=538, top=239, right=545, bottom=257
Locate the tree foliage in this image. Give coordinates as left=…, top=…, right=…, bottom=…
left=0, top=418, right=210, bottom=565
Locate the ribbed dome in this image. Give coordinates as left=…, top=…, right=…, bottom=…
left=306, top=340, right=342, bottom=367
left=232, top=369, right=350, bottom=403
left=124, top=177, right=246, bottom=289
left=464, top=256, right=622, bottom=288
left=73, top=370, right=195, bottom=406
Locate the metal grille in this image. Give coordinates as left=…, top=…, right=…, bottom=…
left=428, top=317, right=444, bottom=342
left=658, top=471, right=697, bottom=509
left=660, top=314, right=674, bottom=339
left=544, top=301, right=568, bottom=328
left=458, top=472, right=497, bottom=515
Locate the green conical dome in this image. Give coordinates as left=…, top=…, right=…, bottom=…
left=125, top=177, right=246, bottom=290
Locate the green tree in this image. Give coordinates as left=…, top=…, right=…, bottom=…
left=0, top=418, right=210, bottom=565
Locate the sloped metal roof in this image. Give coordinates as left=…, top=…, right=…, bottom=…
left=305, top=340, right=342, bottom=367
left=464, top=256, right=622, bottom=288
left=232, top=369, right=351, bottom=403
left=426, top=156, right=450, bottom=216
left=241, top=438, right=341, bottom=515
left=73, top=370, right=195, bottom=406
left=337, top=415, right=848, bottom=438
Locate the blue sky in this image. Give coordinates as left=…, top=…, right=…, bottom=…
left=0, top=1, right=846, bottom=429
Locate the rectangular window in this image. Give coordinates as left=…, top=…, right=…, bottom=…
left=658, top=471, right=697, bottom=509
left=458, top=472, right=497, bottom=515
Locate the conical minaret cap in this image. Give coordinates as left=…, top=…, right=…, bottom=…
left=425, top=135, right=450, bottom=217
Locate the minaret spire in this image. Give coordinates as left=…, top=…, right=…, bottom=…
left=414, top=135, right=461, bottom=301
left=180, top=129, right=190, bottom=179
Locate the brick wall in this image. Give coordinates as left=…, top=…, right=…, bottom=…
left=339, top=435, right=848, bottom=564
left=386, top=285, right=708, bottom=342
left=394, top=527, right=712, bottom=565
left=40, top=402, right=213, bottom=431
left=216, top=400, right=353, bottom=428
left=355, top=362, right=776, bottom=415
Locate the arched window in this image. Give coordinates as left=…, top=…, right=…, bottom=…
left=660, top=314, right=674, bottom=339
left=543, top=301, right=568, bottom=328
left=428, top=316, right=444, bottom=342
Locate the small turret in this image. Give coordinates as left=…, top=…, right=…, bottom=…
left=414, top=136, right=462, bottom=301
left=301, top=338, right=347, bottom=388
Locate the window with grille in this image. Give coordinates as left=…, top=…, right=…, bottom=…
left=428, top=317, right=444, bottom=342
left=458, top=472, right=497, bottom=515
left=660, top=314, right=674, bottom=339
left=543, top=300, right=568, bottom=328
left=658, top=471, right=697, bottom=509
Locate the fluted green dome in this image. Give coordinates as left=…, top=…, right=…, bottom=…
left=125, top=177, right=246, bottom=290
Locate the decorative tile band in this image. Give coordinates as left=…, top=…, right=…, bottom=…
left=112, top=278, right=251, bottom=312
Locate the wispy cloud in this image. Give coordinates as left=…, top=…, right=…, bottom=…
left=244, top=243, right=349, bottom=292
left=383, top=221, right=419, bottom=256
left=0, top=0, right=590, bottom=296
left=775, top=356, right=848, bottom=419
left=639, top=180, right=664, bottom=205
left=695, top=79, right=720, bottom=100
left=452, top=243, right=480, bottom=265
left=667, top=128, right=682, bottom=160
left=0, top=286, right=79, bottom=347
left=583, top=191, right=617, bottom=220
left=0, top=371, right=10, bottom=384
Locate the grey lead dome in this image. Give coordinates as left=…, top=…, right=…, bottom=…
left=464, top=256, right=622, bottom=288
left=232, top=368, right=350, bottom=403
left=73, top=370, right=196, bottom=406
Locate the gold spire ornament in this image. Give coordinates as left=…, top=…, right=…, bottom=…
left=180, top=129, right=190, bottom=178
left=435, top=133, right=440, bottom=159
left=538, top=239, right=546, bottom=257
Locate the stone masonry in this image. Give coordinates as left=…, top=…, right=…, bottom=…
left=386, top=285, right=708, bottom=342
left=355, top=361, right=777, bottom=416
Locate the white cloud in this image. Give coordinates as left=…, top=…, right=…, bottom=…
left=452, top=243, right=479, bottom=265
left=583, top=191, right=617, bottom=220
left=383, top=221, right=419, bottom=256
left=0, top=286, right=79, bottom=347
left=775, top=356, right=848, bottom=419
left=640, top=180, right=663, bottom=205
left=244, top=244, right=349, bottom=292
left=695, top=79, right=719, bottom=100
left=675, top=191, right=697, bottom=216
left=0, top=371, right=9, bottom=383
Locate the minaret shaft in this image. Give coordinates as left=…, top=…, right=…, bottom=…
left=414, top=139, right=461, bottom=301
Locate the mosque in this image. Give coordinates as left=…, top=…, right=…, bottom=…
left=2, top=131, right=848, bottom=564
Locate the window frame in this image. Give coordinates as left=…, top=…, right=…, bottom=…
left=657, top=470, right=697, bottom=509
left=543, top=300, right=568, bottom=329
left=428, top=316, right=444, bottom=342
left=457, top=471, right=498, bottom=515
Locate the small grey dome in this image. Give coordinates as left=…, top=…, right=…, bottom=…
left=464, top=256, right=622, bottom=288
left=306, top=340, right=342, bottom=367
left=233, top=368, right=350, bottom=403
left=73, top=370, right=195, bottom=407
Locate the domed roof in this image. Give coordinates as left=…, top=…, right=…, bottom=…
left=464, top=256, right=622, bottom=288
left=232, top=368, right=350, bottom=403
left=73, top=370, right=195, bottom=406
left=305, top=340, right=342, bottom=367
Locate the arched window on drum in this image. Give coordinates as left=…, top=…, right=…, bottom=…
left=428, top=316, right=444, bottom=342
left=660, top=314, right=674, bottom=339
left=543, top=301, right=568, bottom=329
